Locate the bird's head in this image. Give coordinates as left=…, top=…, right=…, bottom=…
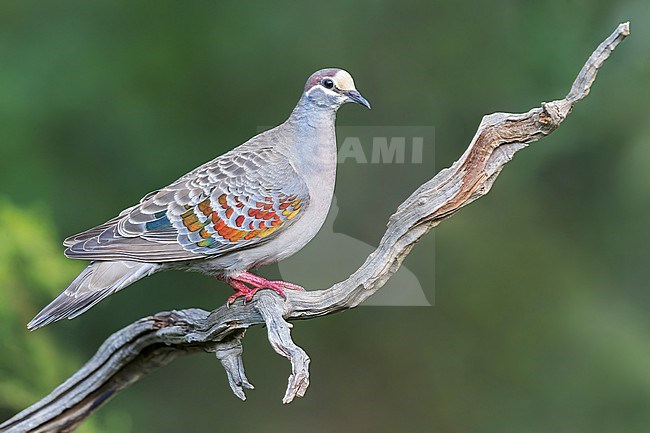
left=303, top=68, right=371, bottom=110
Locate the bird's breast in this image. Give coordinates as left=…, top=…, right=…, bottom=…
left=195, top=123, right=339, bottom=275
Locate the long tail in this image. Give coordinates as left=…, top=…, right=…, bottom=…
left=27, top=261, right=159, bottom=330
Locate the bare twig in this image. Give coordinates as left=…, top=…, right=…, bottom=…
left=0, top=22, right=630, bottom=433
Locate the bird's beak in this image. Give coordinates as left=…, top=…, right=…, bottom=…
left=344, top=89, right=371, bottom=109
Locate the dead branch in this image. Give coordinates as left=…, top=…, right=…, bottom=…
left=0, top=22, right=630, bottom=433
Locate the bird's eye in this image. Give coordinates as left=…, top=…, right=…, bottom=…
left=322, top=78, right=334, bottom=89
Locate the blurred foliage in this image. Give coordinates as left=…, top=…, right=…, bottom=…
left=0, top=200, right=126, bottom=432
left=1, top=0, right=649, bottom=432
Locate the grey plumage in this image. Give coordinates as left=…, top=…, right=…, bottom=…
left=29, top=68, right=370, bottom=330
left=27, top=261, right=158, bottom=330
left=62, top=144, right=309, bottom=262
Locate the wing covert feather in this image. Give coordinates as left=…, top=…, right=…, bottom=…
left=65, top=145, right=309, bottom=262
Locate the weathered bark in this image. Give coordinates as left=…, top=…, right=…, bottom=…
left=0, top=22, right=630, bottom=433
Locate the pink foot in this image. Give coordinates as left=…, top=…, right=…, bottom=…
left=224, top=279, right=256, bottom=305
left=219, top=272, right=305, bottom=305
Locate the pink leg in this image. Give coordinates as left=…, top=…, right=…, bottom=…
left=222, top=278, right=255, bottom=305
left=218, top=272, right=305, bottom=305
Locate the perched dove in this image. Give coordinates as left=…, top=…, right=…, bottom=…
left=28, top=68, right=370, bottom=330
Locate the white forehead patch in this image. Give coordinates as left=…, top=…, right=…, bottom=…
left=333, top=70, right=355, bottom=91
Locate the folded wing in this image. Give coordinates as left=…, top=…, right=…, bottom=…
left=64, top=145, right=308, bottom=263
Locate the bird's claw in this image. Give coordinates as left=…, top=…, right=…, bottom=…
left=227, top=285, right=287, bottom=306
left=269, top=280, right=306, bottom=292
left=223, top=274, right=305, bottom=306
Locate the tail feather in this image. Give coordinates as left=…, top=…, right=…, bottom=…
left=28, top=261, right=158, bottom=330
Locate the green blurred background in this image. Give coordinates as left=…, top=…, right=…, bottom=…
left=1, top=1, right=649, bottom=432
